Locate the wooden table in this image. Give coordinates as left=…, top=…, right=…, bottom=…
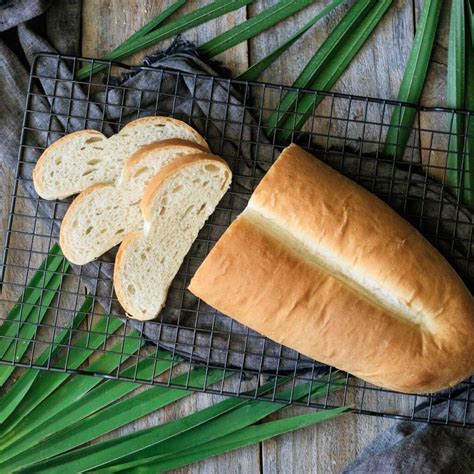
left=1, top=1, right=451, bottom=472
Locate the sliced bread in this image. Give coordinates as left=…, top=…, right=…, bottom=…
left=33, top=116, right=208, bottom=200
left=59, top=139, right=208, bottom=265
left=114, top=154, right=232, bottom=320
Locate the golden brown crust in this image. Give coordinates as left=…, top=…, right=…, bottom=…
left=113, top=230, right=143, bottom=318
left=189, top=144, right=474, bottom=393
left=249, top=145, right=472, bottom=332
left=141, top=154, right=230, bottom=223
left=121, top=116, right=209, bottom=150
left=122, top=139, right=209, bottom=181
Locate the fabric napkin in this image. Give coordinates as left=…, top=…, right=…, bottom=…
left=0, top=1, right=472, bottom=471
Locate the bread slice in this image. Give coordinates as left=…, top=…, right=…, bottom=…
left=114, top=154, right=232, bottom=320
left=33, top=117, right=208, bottom=200
left=59, top=139, right=208, bottom=265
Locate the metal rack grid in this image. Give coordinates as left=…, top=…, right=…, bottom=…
left=0, top=53, right=473, bottom=427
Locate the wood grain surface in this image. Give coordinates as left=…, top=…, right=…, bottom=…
left=0, top=1, right=449, bottom=473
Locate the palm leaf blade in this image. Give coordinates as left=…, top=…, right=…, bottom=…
left=28, top=377, right=291, bottom=472
left=76, top=0, right=253, bottom=80
left=464, top=6, right=474, bottom=205
left=276, top=0, right=392, bottom=140
left=0, top=258, right=70, bottom=386
left=0, top=316, right=122, bottom=440
left=120, top=407, right=349, bottom=473
left=384, top=0, right=442, bottom=159
left=94, top=377, right=345, bottom=472
left=0, top=355, right=174, bottom=466
left=198, top=0, right=313, bottom=59
left=118, top=0, right=187, bottom=47
left=0, top=245, right=66, bottom=361
left=237, top=0, right=345, bottom=82
left=0, top=326, right=141, bottom=454
left=265, top=0, right=376, bottom=135
left=0, top=297, right=92, bottom=423
left=446, top=0, right=466, bottom=197
left=0, top=368, right=226, bottom=471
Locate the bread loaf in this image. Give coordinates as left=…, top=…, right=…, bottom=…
left=59, top=139, right=208, bottom=265
left=33, top=117, right=208, bottom=200
left=114, top=154, right=232, bottom=320
left=189, top=144, right=474, bottom=393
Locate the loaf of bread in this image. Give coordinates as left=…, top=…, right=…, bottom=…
left=114, top=154, right=232, bottom=320
left=60, top=139, right=208, bottom=265
left=189, top=144, right=474, bottom=393
left=33, top=117, right=208, bottom=200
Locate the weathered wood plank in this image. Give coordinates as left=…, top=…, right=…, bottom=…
left=261, top=408, right=393, bottom=474
left=417, top=0, right=451, bottom=181
left=81, top=0, right=249, bottom=76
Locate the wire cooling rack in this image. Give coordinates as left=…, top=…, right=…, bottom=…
left=1, top=53, right=473, bottom=427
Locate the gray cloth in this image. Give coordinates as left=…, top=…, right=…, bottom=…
left=0, top=0, right=51, bottom=32
left=344, top=391, right=474, bottom=473
left=0, top=1, right=472, bottom=471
